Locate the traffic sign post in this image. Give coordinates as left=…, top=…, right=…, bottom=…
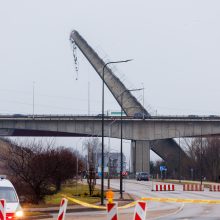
left=160, top=166, right=167, bottom=180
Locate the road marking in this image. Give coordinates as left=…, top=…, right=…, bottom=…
left=151, top=203, right=184, bottom=220
left=142, top=197, right=220, bottom=204
left=63, top=195, right=136, bottom=210
left=62, top=194, right=220, bottom=212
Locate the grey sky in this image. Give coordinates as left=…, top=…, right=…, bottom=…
left=1, top=1, right=220, bottom=161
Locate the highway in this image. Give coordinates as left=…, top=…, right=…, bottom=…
left=1, top=114, right=220, bottom=121
left=50, top=179, right=220, bottom=219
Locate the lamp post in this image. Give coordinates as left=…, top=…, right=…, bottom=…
left=200, top=127, right=203, bottom=185
left=119, top=88, right=143, bottom=199
left=175, top=129, right=181, bottom=183
left=108, top=119, right=117, bottom=189
left=101, top=59, right=132, bottom=205
left=178, top=131, right=181, bottom=183
left=33, top=81, right=35, bottom=119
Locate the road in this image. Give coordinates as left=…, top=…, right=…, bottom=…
left=49, top=179, right=220, bottom=219
left=112, top=179, right=220, bottom=219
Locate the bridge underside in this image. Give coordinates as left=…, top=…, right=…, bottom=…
left=0, top=128, right=90, bottom=137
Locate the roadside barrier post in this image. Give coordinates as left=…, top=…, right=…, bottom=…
left=152, top=184, right=175, bottom=191
left=57, top=198, right=68, bottom=220
left=183, top=184, right=204, bottom=191
left=210, top=184, right=220, bottom=191
left=0, top=199, right=6, bottom=220
left=106, top=190, right=118, bottom=220
left=107, top=202, right=118, bottom=220
left=133, top=200, right=147, bottom=220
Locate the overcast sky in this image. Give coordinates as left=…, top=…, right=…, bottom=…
left=1, top=1, right=220, bottom=162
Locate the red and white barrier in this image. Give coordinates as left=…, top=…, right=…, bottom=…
left=133, top=201, right=147, bottom=220
left=152, top=184, right=175, bottom=191
left=209, top=185, right=220, bottom=191
left=57, top=198, right=68, bottom=220
left=183, top=184, right=204, bottom=191
left=0, top=199, right=6, bottom=220
left=107, top=202, right=118, bottom=220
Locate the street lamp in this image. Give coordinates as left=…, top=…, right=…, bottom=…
left=178, top=131, right=181, bottom=183
left=175, top=129, right=181, bottom=183
left=101, top=59, right=132, bottom=205
left=108, top=119, right=117, bottom=189
left=200, top=127, right=203, bottom=185
left=119, top=88, right=143, bottom=199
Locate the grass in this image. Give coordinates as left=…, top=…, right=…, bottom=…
left=23, top=182, right=101, bottom=208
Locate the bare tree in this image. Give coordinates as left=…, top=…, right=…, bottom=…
left=183, top=137, right=220, bottom=182
left=83, top=138, right=102, bottom=195
left=0, top=139, right=53, bottom=203
left=50, top=147, right=84, bottom=192
left=0, top=139, right=84, bottom=203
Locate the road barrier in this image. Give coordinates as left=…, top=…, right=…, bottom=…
left=183, top=184, right=204, bottom=191
left=209, top=185, right=220, bottom=192
left=133, top=201, right=147, bottom=220
left=152, top=184, right=175, bottom=191
left=64, top=195, right=136, bottom=210
left=60, top=194, right=220, bottom=220
left=64, top=196, right=106, bottom=210
left=57, top=198, right=68, bottom=220
left=0, top=199, right=6, bottom=220
left=107, top=202, right=118, bottom=220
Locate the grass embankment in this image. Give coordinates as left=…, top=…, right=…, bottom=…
left=23, top=182, right=101, bottom=208
left=45, top=183, right=101, bottom=205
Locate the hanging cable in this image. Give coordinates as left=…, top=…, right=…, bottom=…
left=70, top=40, right=79, bottom=80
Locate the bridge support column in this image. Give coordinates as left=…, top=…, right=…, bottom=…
left=131, top=140, right=150, bottom=175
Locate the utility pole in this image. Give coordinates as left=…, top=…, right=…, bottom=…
left=33, top=81, right=35, bottom=119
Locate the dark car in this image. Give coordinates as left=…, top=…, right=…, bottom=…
left=133, top=112, right=150, bottom=119
left=136, top=172, right=150, bottom=181
left=96, top=114, right=107, bottom=117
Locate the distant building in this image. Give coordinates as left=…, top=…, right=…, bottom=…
left=95, top=152, right=126, bottom=177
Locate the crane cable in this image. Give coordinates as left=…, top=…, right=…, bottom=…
left=70, top=40, right=79, bottom=80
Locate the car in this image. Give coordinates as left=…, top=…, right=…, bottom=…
left=96, top=114, right=107, bottom=117
left=0, top=175, right=23, bottom=219
left=133, top=112, right=150, bottom=119
left=136, top=172, right=150, bottom=181
left=188, top=115, right=199, bottom=118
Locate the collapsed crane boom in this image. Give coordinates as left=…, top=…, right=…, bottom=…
left=70, top=30, right=187, bottom=168
left=70, top=30, right=148, bottom=116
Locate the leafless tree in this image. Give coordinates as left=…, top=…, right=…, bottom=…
left=83, top=138, right=102, bottom=195
left=183, top=137, right=220, bottom=182
left=50, top=147, right=84, bottom=192
left=0, top=139, right=84, bottom=203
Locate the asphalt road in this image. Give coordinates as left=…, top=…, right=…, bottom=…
left=49, top=179, right=220, bottom=219
left=110, top=179, right=220, bottom=219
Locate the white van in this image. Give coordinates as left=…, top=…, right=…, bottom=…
left=0, top=176, right=23, bottom=219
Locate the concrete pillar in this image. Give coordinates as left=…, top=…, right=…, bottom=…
left=131, top=140, right=150, bottom=175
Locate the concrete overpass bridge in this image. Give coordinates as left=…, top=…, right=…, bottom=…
left=1, top=115, right=220, bottom=140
